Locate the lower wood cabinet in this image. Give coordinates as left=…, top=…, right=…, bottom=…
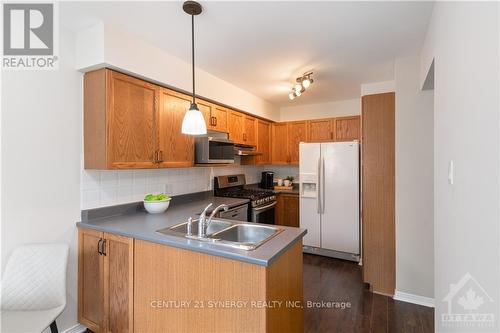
left=78, top=229, right=134, bottom=333
left=275, top=193, right=300, bottom=228
left=134, top=240, right=303, bottom=332
left=79, top=228, right=303, bottom=333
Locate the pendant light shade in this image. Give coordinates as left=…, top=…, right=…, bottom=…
left=181, top=1, right=207, bottom=135
left=182, top=103, right=207, bottom=135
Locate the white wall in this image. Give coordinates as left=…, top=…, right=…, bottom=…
left=76, top=23, right=280, bottom=121
left=421, top=2, right=499, bottom=330
left=361, top=80, right=395, bottom=96
left=279, top=98, right=360, bottom=122
left=1, top=29, right=82, bottom=331
left=394, top=56, right=434, bottom=300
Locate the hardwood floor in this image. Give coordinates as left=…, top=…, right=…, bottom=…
left=303, top=254, right=434, bottom=333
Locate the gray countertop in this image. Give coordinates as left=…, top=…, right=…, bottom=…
left=246, top=183, right=299, bottom=195
left=77, top=192, right=306, bottom=267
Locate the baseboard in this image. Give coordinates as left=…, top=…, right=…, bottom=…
left=393, top=290, right=434, bottom=308
left=62, top=323, right=87, bottom=333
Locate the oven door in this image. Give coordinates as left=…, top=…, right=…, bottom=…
left=251, top=201, right=277, bottom=225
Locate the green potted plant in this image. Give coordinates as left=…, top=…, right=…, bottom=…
left=284, top=176, right=294, bottom=187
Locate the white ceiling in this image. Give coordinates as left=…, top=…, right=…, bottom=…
left=61, top=1, right=434, bottom=107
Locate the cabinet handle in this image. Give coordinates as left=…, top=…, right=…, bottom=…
left=243, top=133, right=247, bottom=141
left=154, top=151, right=158, bottom=163
left=97, top=238, right=103, bottom=255
left=210, top=116, right=214, bottom=126
left=214, top=117, right=217, bottom=126
left=102, top=239, right=107, bottom=256
left=158, top=150, right=163, bottom=163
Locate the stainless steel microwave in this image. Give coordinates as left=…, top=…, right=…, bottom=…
left=195, top=134, right=235, bottom=164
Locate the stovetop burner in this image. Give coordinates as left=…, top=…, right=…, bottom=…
left=213, top=174, right=276, bottom=207
left=216, top=187, right=274, bottom=201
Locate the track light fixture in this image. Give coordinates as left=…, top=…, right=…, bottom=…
left=288, top=71, right=313, bottom=100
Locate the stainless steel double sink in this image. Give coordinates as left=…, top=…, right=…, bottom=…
left=156, top=219, right=283, bottom=251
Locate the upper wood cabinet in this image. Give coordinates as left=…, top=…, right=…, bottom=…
left=308, top=119, right=334, bottom=142
left=84, top=69, right=159, bottom=169
left=157, top=89, right=194, bottom=168
left=255, top=120, right=271, bottom=165
left=287, top=121, right=308, bottom=164
left=334, top=116, right=360, bottom=142
left=307, top=116, right=361, bottom=143
left=200, top=101, right=228, bottom=133
left=243, top=115, right=257, bottom=146
left=228, top=111, right=257, bottom=146
left=271, top=123, right=289, bottom=165
left=78, top=229, right=134, bottom=333
left=228, top=110, right=245, bottom=144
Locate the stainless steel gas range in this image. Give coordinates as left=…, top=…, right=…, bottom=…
left=214, top=174, right=276, bottom=224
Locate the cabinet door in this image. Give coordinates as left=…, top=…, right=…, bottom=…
left=102, top=233, right=134, bottom=333
left=243, top=116, right=257, bottom=146
left=255, top=120, right=271, bottom=165
left=271, top=123, right=289, bottom=164
left=287, top=121, right=308, bottom=165
left=107, top=70, right=158, bottom=169
left=212, top=106, right=229, bottom=132
left=335, top=116, right=360, bottom=141
left=157, top=89, right=194, bottom=168
left=307, top=119, right=334, bottom=142
left=275, top=194, right=299, bottom=227
left=198, top=100, right=213, bottom=131
left=78, top=229, right=104, bottom=333
left=228, top=111, right=245, bottom=144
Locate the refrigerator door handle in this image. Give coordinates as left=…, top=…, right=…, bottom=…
left=317, top=157, right=322, bottom=214
left=322, top=156, right=326, bottom=214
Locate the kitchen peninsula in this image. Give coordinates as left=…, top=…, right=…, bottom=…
left=77, top=192, right=306, bottom=333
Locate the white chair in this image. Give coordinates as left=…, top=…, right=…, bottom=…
left=1, top=243, right=69, bottom=333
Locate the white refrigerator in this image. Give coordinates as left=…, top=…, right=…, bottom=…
left=299, top=141, right=360, bottom=261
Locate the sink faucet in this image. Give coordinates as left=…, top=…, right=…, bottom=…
left=198, top=203, right=229, bottom=238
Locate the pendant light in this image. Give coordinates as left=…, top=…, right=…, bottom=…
left=181, top=1, right=207, bottom=135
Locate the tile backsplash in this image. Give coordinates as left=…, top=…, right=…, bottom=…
left=81, top=164, right=298, bottom=209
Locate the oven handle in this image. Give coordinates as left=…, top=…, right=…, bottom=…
left=253, top=201, right=277, bottom=211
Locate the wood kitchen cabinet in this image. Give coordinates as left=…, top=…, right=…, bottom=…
left=308, top=118, right=334, bottom=142
left=287, top=121, right=308, bottom=164
left=78, top=228, right=134, bottom=333
left=334, top=116, right=360, bottom=141
left=229, top=110, right=257, bottom=145
left=200, top=101, right=228, bottom=133
left=228, top=110, right=245, bottom=144
left=271, top=123, right=289, bottom=164
left=84, top=69, right=159, bottom=169
left=243, top=115, right=257, bottom=146
left=275, top=193, right=300, bottom=227
left=271, top=121, right=307, bottom=165
left=255, top=119, right=271, bottom=164
left=157, top=89, right=194, bottom=168
left=361, top=92, right=395, bottom=296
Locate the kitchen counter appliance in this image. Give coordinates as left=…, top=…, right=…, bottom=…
left=214, top=174, right=276, bottom=224
left=260, top=171, right=274, bottom=189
